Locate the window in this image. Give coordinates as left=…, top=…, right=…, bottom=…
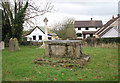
left=78, top=27, right=81, bottom=30
left=77, top=33, right=82, bottom=37
left=33, top=36, right=36, bottom=40
left=39, top=35, right=42, bottom=40
left=48, top=37, right=52, bottom=40
left=85, top=27, right=89, bottom=30
left=83, top=34, right=86, bottom=38
left=90, top=34, right=93, bottom=37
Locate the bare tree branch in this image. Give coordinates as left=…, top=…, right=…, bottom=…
left=23, top=0, right=54, bottom=29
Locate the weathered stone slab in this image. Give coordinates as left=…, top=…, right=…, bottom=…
left=44, top=40, right=82, bottom=58
left=45, top=40, right=81, bottom=45
left=51, top=45, right=66, bottom=56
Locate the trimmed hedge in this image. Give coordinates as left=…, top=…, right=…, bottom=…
left=84, top=37, right=120, bottom=45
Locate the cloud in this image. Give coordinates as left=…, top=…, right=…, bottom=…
left=53, top=1, right=118, bottom=16
left=51, top=0, right=119, bottom=3
left=24, top=0, right=119, bottom=30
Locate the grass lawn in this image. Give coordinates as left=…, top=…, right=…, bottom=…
left=2, top=46, right=118, bottom=81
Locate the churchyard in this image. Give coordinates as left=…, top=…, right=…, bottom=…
left=1, top=0, right=119, bottom=82
left=2, top=45, right=118, bottom=81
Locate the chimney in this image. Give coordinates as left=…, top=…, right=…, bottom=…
left=112, top=15, right=114, bottom=19
left=91, top=18, right=92, bottom=21
left=118, top=14, right=120, bottom=17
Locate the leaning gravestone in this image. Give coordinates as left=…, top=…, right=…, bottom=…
left=9, top=38, right=20, bottom=51
left=14, top=38, right=20, bottom=50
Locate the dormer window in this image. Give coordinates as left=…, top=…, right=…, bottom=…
left=78, top=27, right=81, bottom=30
left=85, top=27, right=89, bottom=30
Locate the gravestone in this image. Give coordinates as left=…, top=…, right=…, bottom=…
left=9, top=38, right=20, bottom=51
left=0, top=41, right=4, bottom=50
left=102, top=43, right=104, bottom=48
left=9, top=38, right=15, bottom=51
left=14, top=38, right=20, bottom=50
left=44, top=40, right=82, bottom=58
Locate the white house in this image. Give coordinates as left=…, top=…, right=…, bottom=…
left=25, top=26, right=59, bottom=42
left=95, top=15, right=120, bottom=38
left=74, top=18, right=103, bottom=39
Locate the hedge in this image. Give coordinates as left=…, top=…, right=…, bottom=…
left=84, top=37, right=120, bottom=44
left=20, top=41, right=43, bottom=46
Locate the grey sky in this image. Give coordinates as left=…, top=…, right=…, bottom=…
left=54, top=2, right=117, bottom=15
left=25, top=0, right=120, bottom=30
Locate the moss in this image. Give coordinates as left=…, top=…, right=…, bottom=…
left=10, top=38, right=13, bottom=40
left=9, top=38, right=20, bottom=51
left=13, top=38, right=18, bottom=41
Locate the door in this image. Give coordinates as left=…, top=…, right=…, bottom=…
left=83, top=34, right=86, bottom=38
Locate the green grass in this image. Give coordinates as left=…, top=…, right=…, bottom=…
left=2, top=46, right=118, bottom=81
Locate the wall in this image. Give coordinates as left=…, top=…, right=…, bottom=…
left=75, top=27, right=100, bottom=38
left=75, top=27, right=99, bottom=33
left=98, top=17, right=120, bottom=38
left=101, top=26, right=118, bottom=38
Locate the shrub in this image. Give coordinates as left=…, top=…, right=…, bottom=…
left=20, top=41, right=43, bottom=46
left=82, top=37, right=120, bottom=48
left=96, top=37, right=120, bottom=44
left=20, top=41, right=33, bottom=46
left=85, top=37, right=120, bottom=44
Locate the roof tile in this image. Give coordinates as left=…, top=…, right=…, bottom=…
left=74, top=20, right=103, bottom=27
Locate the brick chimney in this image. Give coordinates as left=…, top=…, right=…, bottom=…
left=118, top=14, right=120, bottom=17
left=112, top=15, right=114, bottom=19
left=91, top=18, right=92, bottom=21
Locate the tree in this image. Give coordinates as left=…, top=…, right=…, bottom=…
left=0, top=9, right=2, bottom=42
left=2, top=8, right=12, bottom=45
left=1, top=0, right=53, bottom=43
left=1, top=0, right=29, bottom=44
left=53, top=18, right=77, bottom=40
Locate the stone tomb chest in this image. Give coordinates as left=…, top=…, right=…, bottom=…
left=44, top=40, right=82, bottom=58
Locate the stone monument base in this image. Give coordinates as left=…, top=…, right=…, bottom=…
left=44, top=40, right=82, bottom=58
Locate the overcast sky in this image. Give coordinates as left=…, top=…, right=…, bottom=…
left=25, top=0, right=119, bottom=30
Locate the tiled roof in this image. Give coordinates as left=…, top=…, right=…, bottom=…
left=95, top=16, right=120, bottom=35
left=74, top=20, right=103, bottom=28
